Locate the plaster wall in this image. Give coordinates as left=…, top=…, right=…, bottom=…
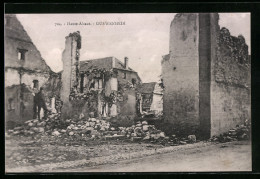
left=163, top=13, right=200, bottom=135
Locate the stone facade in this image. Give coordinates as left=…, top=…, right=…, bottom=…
left=162, top=13, right=250, bottom=138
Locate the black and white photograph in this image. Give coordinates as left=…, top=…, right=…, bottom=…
left=4, top=12, right=251, bottom=172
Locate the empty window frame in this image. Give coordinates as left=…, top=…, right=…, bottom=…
left=8, top=98, right=15, bottom=111
left=17, top=49, right=28, bottom=61
left=33, top=80, right=39, bottom=89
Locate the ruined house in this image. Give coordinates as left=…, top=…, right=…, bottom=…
left=162, top=13, right=251, bottom=138
left=60, top=32, right=142, bottom=122
left=5, top=14, right=60, bottom=127
left=137, top=82, right=163, bottom=116
left=79, top=57, right=142, bottom=118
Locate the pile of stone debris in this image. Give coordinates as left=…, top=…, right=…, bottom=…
left=7, top=113, right=64, bottom=136
left=209, top=119, right=251, bottom=143
left=7, top=112, right=197, bottom=145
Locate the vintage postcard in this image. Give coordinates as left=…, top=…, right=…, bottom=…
left=5, top=13, right=251, bottom=172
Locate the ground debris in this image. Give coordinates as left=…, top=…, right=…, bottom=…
left=209, top=119, right=251, bottom=143
left=7, top=111, right=201, bottom=147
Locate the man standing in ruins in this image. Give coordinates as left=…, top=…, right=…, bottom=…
left=30, top=80, right=40, bottom=119
left=35, top=87, right=50, bottom=120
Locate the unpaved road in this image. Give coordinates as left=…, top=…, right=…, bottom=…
left=61, top=141, right=251, bottom=172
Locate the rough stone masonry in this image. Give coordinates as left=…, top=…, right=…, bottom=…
left=162, top=13, right=251, bottom=139
left=60, top=31, right=82, bottom=118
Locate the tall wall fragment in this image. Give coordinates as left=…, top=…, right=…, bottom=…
left=162, top=13, right=200, bottom=136
left=210, top=20, right=251, bottom=136
left=162, top=13, right=251, bottom=138
left=60, top=32, right=81, bottom=118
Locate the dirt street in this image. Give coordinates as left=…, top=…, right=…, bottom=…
left=62, top=141, right=251, bottom=172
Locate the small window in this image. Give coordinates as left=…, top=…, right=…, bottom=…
left=80, top=74, right=84, bottom=93
left=8, top=98, right=15, bottom=111
left=98, top=79, right=103, bottom=89
left=33, top=80, right=39, bottom=89
left=132, top=78, right=136, bottom=85
left=123, top=72, right=126, bottom=79
left=17, top=49, right=27, bottom=61
left=89, top=80, right=95, bottom=90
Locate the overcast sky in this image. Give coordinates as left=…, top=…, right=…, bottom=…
left=16, top=13, right=250, bottom=83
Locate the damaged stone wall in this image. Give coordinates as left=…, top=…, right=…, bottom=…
left=162, top=13, right=251, bottom=138
left=214, top=28, right=250, bottom=87
left=60, top=33, right=141, bottom=122
left=5, top=68, right=59, bottom=124
left=117, top=88, right=136, bottom=116
left=5, top=68, right=49, bottom=89
left=60, top=32, right=81, bottom=118
left=5, top=68, right=20, bottom=87
left=5, top=85, right=22, bottom=128
left=150, top=83, right=163, bottom=114
left=210, top=18, right=251, bottom=136
left=5, top=14, right=54, bottom=127
left=117, top=70, right=140, bottom=86
left=69, top=68, right=117, bottom=118
left=5, top=15, right=60, bottom=125
left=117, top=71, right=141, bottom=118
left=43, top=72, right=62, bottom=98
left=162, top=13, right=200, bottom=136
left=150, top=95, right=163, bottom=115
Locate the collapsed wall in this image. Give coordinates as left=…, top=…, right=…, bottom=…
left=210, top=24, right=251, bottom=136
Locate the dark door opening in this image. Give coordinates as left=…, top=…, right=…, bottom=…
left=80, top=74, right=84, bottom=93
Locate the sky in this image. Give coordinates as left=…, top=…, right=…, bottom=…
left=16, top=13, right=250, bottom=83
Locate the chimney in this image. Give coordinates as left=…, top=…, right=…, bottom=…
left=112, top=57, right=115, bottom=68
left=124, top=57, right=128, bottom=69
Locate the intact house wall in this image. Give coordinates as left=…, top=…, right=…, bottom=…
left=5, top=14, right=61, bottom=127
left=162, top=13, right=251, bottom=138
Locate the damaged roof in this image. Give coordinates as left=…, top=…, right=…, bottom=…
left=79, top=57, right=135, bottom=72
left=137, top=82, right=157, bottom=94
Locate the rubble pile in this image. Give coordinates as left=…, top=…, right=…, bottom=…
left=7, top=113, right=66, bottom=136
left=209, top=119, right=251, bottom=143
left=7, top=112, right=198, bottom=145
left=8, top=112, right=250, bottom=145
left=69, top=91, right=89, bottom=101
